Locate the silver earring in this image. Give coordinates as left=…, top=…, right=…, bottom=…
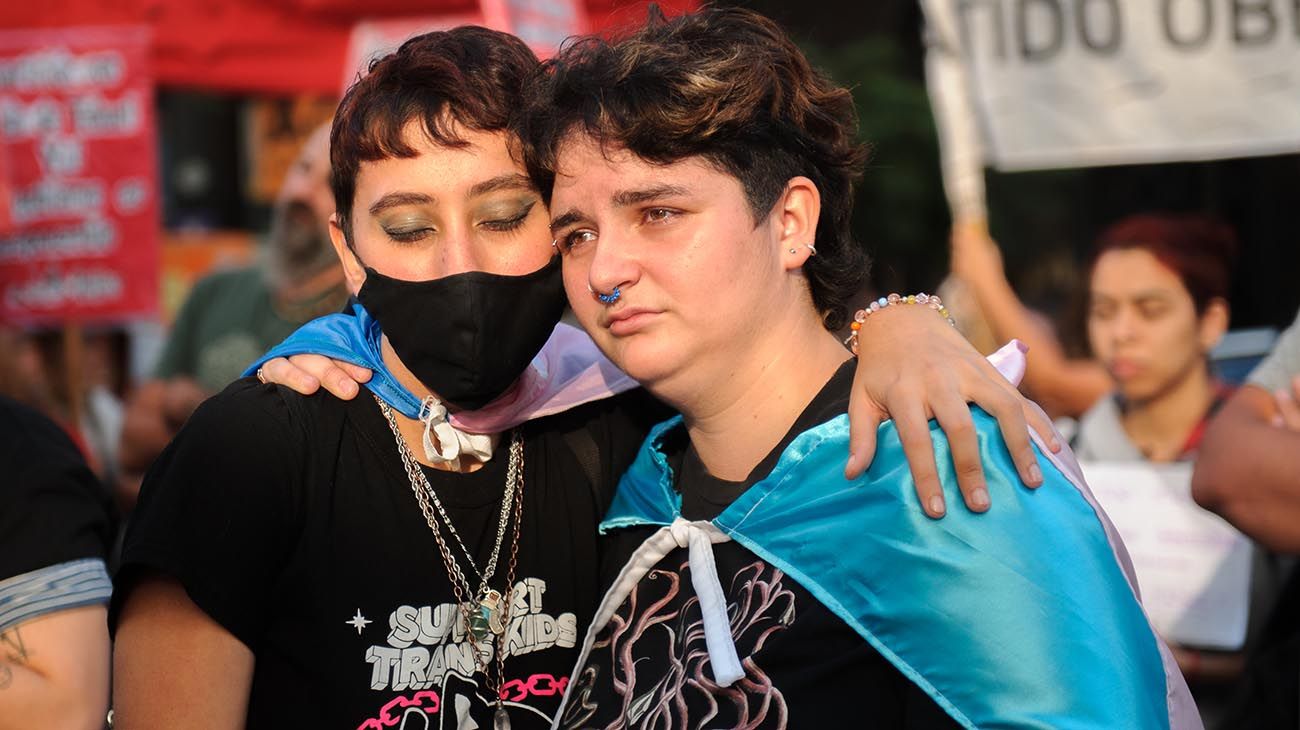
left=806, top=243, right=818, bottom=256
left=789, top=248, right=797, bottom=254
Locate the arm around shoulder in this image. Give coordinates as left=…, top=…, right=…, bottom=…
left=112, top=575, right=253, bottom=730
left=1192, top=385, right=1300, bottom=552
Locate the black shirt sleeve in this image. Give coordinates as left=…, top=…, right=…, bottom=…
left=0, top=397, right=113, bottom=581
left=110, top=379, right=306, bottom=649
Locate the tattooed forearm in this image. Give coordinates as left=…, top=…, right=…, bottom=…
left=0, top=627, right=31, bottom=689
left=0, top=627, right=30, bottom=665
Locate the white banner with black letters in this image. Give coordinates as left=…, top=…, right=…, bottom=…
left=925, top=0, right=1300, bottom=171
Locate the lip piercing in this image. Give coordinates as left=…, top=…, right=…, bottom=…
left=588, top=283, right=621, bottom=305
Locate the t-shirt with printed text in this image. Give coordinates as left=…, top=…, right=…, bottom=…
left=111, top=379, right=657, bottom=729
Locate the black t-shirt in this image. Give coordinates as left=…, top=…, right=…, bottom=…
left=112, top=379, right=659, bottom=729
left=567, top=362, right=961, bottom=729
left=0, top=395, right=114, bottom=580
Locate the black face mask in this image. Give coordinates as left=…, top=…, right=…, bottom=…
left=357, top=257, right=566, bottom=410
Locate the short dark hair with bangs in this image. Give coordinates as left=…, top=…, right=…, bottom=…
left=520, top=6, right=871, bottom=331
left=331, top=26, right=540, bottom=242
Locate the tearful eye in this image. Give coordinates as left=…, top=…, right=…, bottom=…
left=556, top=229, right=597, bottom=256
left=645, top=208, right=676, bottom=224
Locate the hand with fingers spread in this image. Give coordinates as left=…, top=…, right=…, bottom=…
left=258, top=354, right=373, bottom=399
left=845, top=303, right=1059, bottom=518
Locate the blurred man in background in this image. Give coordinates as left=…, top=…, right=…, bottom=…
left=116, top=123, right=347, bottom=509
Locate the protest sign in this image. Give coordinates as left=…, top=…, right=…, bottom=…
left=0, top=25, right=159, bottom=324
left=1082, top=461, right=1251, bottom=650
left=926, top=0, right=1300, bottom=170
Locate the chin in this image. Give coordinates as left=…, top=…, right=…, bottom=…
left=604, top=337, right=687, bottom=392
left=1118, top=382, right=1159, bottom=404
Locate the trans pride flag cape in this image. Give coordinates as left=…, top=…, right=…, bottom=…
left=561, top=410, right=1202, bottom=729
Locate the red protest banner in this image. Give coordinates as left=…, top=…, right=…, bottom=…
left=0, top=25, right=159, bottom=325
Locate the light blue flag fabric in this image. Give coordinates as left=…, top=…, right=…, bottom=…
left=602, top=409, right=1179, bottom=729
left=242, top=303, right=427, bottom=419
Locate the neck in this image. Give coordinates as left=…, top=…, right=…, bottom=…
left=379, top=336, right=495, bottom=472
left=674, top=313, right=850, bottom=482
left=1120, top=360, right=1215, bottom=462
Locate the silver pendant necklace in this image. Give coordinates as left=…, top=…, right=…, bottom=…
left=377, top=395, right=522, bottom=727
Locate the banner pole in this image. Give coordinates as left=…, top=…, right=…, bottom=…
left=62, top=321, right=85, bottom=434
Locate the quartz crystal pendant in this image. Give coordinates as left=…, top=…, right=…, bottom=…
left=468, top=609, right=492, bottom=641
left=493, top=706, right=511, bottom=730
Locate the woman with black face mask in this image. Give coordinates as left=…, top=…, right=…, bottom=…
left=110, top=25, right=1055, bottom=730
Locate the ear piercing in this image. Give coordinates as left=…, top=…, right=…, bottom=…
left=789, top=243, right=817, bottom=255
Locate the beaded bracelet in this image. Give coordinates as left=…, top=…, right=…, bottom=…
left=845, top=292, right=955, bottom=356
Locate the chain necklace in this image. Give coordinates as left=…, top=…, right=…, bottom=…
left=376, top=395, right=524, bottom=729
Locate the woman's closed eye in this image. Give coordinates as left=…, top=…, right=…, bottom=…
left=384, top=223, right=435, bottom=243
left=480, top=201, right=537, bottom=233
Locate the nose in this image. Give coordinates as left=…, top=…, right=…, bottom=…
left=585, top=230, right=639, bottom=300
left=432, top=222, right=480, bottom=279
left=1112, top=307, right=1141, bottom=344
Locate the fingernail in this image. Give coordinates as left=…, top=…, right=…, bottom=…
left=970, top=487, right=990, bottom=509
left=928, top=495, right=946, bottom=516
left=1028, top=463, right=1043, bottom=484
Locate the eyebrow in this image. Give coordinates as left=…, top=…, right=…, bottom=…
left=1091, top=289, right=1175, bottom=303
left=468, top=173, right=535, bottom=198
left=549, top=209, right=586, bottom=234
left=1133, top=291, right=1174, bottom=303
left=611, top=184, right=690, bottom=207
left=368, top=192, right=434, bottom=216
left=549, top=183, right=691, bottom=234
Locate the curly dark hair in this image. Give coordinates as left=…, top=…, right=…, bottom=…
left=519, top=6, right=871, bottom=330
left=330, top=26, right=540, bottom=243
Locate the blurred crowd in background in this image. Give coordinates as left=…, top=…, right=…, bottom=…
left=2, top=1, right=1299, bottom=728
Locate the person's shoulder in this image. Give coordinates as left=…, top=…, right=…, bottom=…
left=185, top=266, right=267, bottom=302
left=196, top=377, right=295, bottom=427
left=194, top=377, right=359, bottom=446
left=0, top=396, right=100, bottom=507
left=1247, top=313, right=1300, bottom=390
left=195, top=265, right=262, bottom=287
left=0, top=396, right=82, bottom=461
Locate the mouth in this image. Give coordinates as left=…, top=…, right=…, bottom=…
left=1109, top=359, right=1143, bottom=380
left=603, top=306, right=660, bottom=336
